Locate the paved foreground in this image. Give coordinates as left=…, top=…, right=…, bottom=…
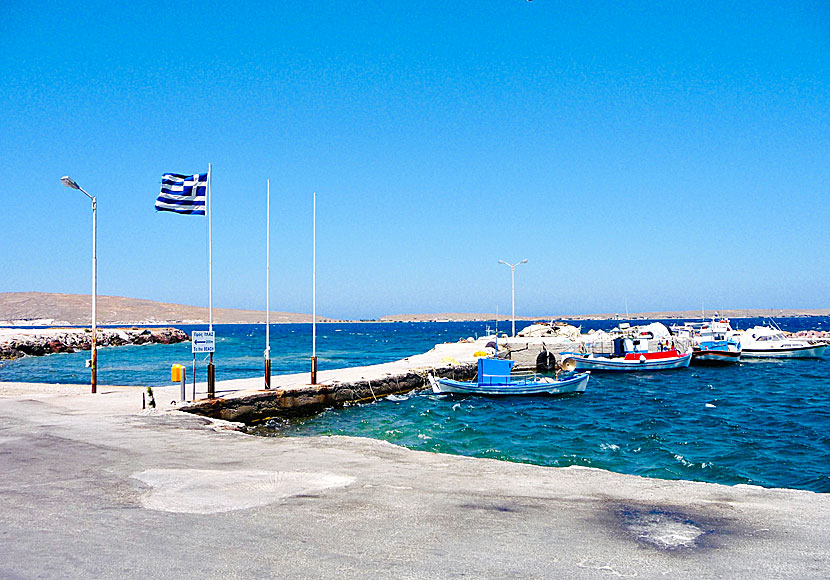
left=1, top=382, right=828, bottom=579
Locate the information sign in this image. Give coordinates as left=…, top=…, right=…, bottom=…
left=191, top=330, right=216, bottom=353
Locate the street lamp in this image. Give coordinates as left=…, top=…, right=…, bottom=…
left=498, top=259, right=527, bottom=337
left=61, top=176, right=97, bottom=394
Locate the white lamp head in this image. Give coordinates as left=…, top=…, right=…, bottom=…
left=60, top=176, right=80, bottom=190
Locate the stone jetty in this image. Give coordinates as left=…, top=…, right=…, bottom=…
left=0, top=327, right=189, bottom=360
left=184, top=339, right=487, bottom=422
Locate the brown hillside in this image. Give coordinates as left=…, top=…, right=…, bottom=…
left=0, top=292, right=335, bottom=325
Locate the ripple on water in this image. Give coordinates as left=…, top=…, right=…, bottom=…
left=6, top=319, right=826, bottom=492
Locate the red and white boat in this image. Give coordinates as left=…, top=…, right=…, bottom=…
left=562, top=335, right=692, bottom=372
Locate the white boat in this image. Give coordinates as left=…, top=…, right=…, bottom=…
left=428, top=358, right=589, bottom=396
left=562, top=349, right=692, bottom=372
left=561, top=333, right=692, bottom=371
left=739, top=325, right=827, bottom=358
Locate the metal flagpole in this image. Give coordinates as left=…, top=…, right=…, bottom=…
left=207, top=163, right=215, bottom=398
left=264, top=179, right=271, bottom=389
left=91, top=195, right=97, bottom=394
left=311, top=192, right=317, bottom=385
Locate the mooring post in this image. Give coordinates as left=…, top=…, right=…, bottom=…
left=311, top=356, right=317, bottom=385
left=180, top=366, right=186, bottom=402
left=192, top=353, right=196, bottom=401
left=265, top=358, right=271, bottom=389
left=207, top=353, right=215, bottom=398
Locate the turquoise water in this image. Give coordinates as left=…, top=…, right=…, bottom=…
left=2, top=318, right=828, bottom=492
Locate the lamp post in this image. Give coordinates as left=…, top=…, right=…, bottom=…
left=61, top=176, right=97, bottom=394
left=498, top=259, right=527, bottom=337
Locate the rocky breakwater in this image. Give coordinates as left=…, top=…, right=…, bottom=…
left=185, top=362, right=478, bottom=423
left=0, top=327, right=189, bottom=359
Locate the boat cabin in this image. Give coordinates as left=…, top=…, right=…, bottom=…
left=478, top=358, right=515, bottom=385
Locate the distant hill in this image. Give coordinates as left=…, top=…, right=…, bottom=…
left=0, top=292, right=338, bottom=325
left=1, top=292, right=827, bottom=326
left=379, top=308, right=830, bottom=323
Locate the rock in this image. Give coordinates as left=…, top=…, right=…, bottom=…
left=0, top=327, right=191, bottom=360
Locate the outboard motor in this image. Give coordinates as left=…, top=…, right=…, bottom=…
left=612, top=337, right=625, bottom=357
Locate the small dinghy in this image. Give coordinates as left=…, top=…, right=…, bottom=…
left=428, top=358, right=589, bottom=396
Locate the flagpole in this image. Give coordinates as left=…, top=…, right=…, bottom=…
left=264, top=179, right=271, bottom=389
left=207, top=163, right=215, bottom=398
left=311, top=191, right=317, bottom=385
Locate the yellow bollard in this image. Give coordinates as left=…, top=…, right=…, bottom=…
left=171, top=364, right=186, bottom=401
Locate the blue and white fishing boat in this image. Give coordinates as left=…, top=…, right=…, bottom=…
left=428, top=358, right=589, bottom=396
left=691, top=339, right=741, bottom=365
left=672, top=317, right=742, bottom=365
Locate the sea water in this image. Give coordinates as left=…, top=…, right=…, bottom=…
left=1, top=318, right=828, bottom=492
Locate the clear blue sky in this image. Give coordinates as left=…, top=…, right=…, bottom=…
left=1, top=1, right=828, bottom=319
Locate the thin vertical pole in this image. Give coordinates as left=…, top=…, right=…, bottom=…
left=207, top=164, right=215, bottom=398
left=264, top=179, right=271, bottom=389
left=494, top=304, right=499, bottom=356
left=208, top=163, right=213, bottom=331
left=192, top=353, right=196, bottom=401
left=511, top=266, right=516, bottom=337
left=311, top=192, right=317, bottom=385
left=91, top=196, right=97, bottom=394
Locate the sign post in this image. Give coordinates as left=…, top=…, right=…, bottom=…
left=192, top=330, right=216, bottom=398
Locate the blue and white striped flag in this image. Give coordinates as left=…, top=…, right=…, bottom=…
left=155, top=173, right=207, bottom=215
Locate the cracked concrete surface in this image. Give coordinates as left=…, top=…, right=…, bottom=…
left=1, top=381, right=828, bottom=579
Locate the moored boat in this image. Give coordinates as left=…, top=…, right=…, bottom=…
left=562, top=348, right=692, bottom=372
left=739, top=325, right=827, bottom=358
left=671, top=316, right=742, bottom=365
left=428, top=357, right=589, bottom=396
left=692, top=339, right=741, bottom=365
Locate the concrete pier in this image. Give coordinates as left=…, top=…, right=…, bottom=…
left=184, top=339, right=487, bottom=422
left=0, top=379, right=828, bottom=579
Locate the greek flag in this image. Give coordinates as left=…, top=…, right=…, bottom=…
left=155, top=173, right=207, bottom=215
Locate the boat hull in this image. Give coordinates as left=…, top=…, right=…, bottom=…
left=691, top=350, right=741, bottom=365
left=565, top=353, right=692, bottom=372
left=431, top=373, right=589, bottom=396
left=741, top=344, right=827, bottom=359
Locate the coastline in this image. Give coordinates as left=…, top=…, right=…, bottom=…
left=1, top=292, right=828, bottom=326
left=0, top=327, right=188, bottom=360
left=3, top=308, right=828, bottom=327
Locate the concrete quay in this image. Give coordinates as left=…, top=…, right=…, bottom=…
left=0, top=379, right=828, bottom=579
left=184, top=339, right=488, bottom=422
